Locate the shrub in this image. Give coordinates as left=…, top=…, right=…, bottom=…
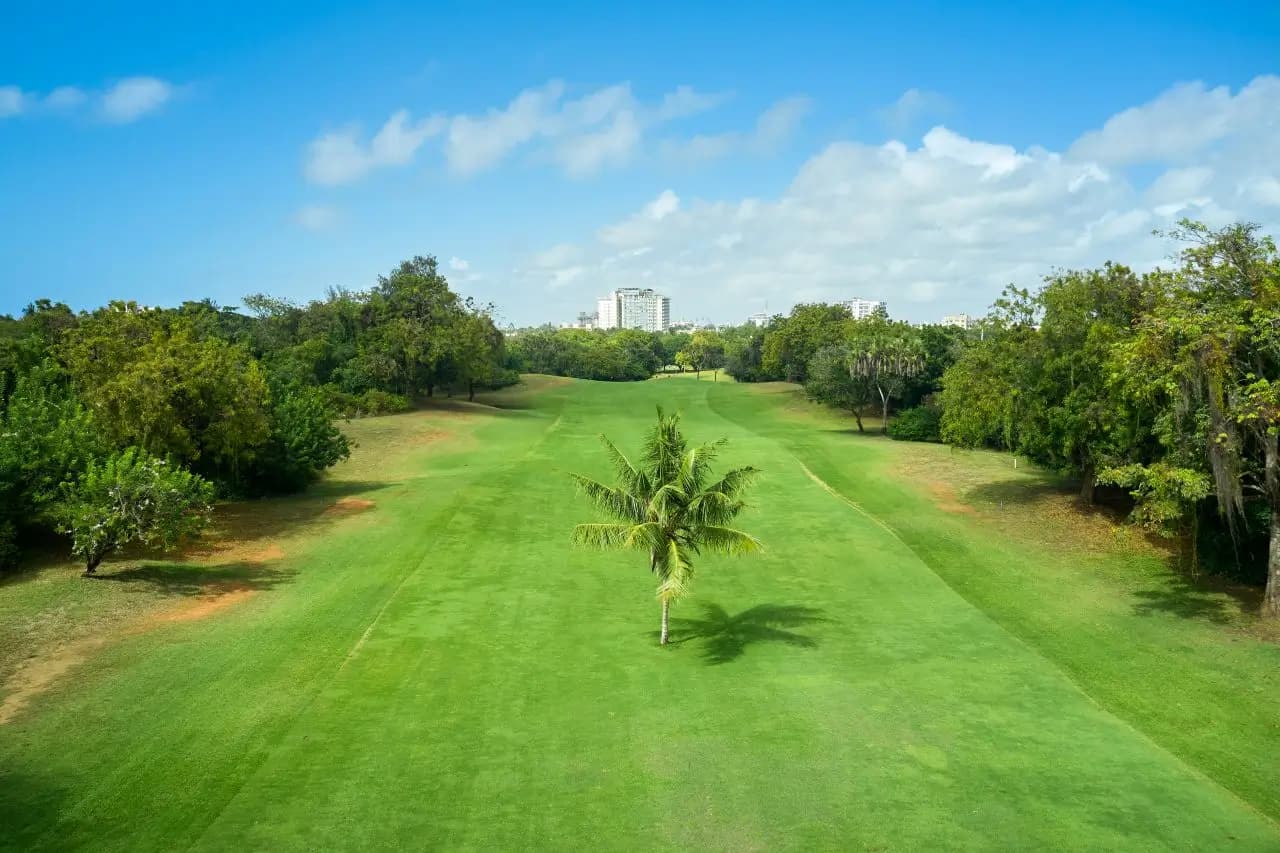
left=887, top=405, right=942, bottom=442
left=322, top=387, right=412, bottom=418
left=250, top=386, right=352, bottom=493
left=57, top=447, right=214, bottom=575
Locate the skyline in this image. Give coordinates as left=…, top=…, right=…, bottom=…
left=3, top=1, right=1279, bottom=326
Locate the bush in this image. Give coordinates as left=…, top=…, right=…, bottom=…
left=322, top=387, right=412, bottom=418
left=250, top=386, right=352, bottom=493
left=887, top=405, right=942, bottom=442
left=0, top=519, right=17, bottom=572
left=57, top=447, right=214, bottom=574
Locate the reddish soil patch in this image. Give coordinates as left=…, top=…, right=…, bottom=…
left=246, top=544, right=286, bottom=563
left=411, top=429, right=451, bottom=446
left=0, top=582, right=261, bottom=725
left=0, top=636, right=107, bottom=725
left=927, top=481, right=978, bottom=516
left=324, top=497, right=376, bottom=516
left=144, top=584, right=258, bottom=626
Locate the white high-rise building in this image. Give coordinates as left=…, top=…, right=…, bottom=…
left=746, top=312, right=770, bottom=327
left=842, top=297, right=887, bottom=319
left=941, top=313, right=976, bottom=329
left=596, top=288, right=671, bottom=332
left=596, top=296, right=618, bottom=330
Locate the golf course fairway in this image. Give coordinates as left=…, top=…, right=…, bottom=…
left=2, top=375, right=1278, bottom=851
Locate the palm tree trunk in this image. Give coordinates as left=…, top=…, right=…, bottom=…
left=660, top=600, right=670, bottom=645
left=1263, top=432, right=1280, bottom=618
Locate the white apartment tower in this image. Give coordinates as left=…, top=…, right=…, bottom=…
left=596, top=288, right=671, bottom=332
left=842, top=297, right=888, bottom=319
left=941, top=313, right=976, bottom=329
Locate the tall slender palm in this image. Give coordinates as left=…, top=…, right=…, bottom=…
left=571, top=408, right=762, bottom=645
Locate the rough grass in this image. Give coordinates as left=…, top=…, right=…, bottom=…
left=0, top=376, right=1277, bottom=851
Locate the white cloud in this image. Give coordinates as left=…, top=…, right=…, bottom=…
left=306, top=110, right=446, bottom=185
left=655, top=85, right=731, bottom=121
left=305, top=80, right=742, bottom=183
left=1069, top=76, right=1280, bottom=165
left=45, top=86, right=87, bottom=110
left=295, top=204, right=340, bottom=232
left=446, top=81, right=565, bottom=176
left=448, top=256, right=470, bottom=272
left=0, top=78, right=176, bottom=122
left=0, top=86, right=27, bottom=117
left=878, top=88, right=951, bottom=134
left=644, top=189, right=680, bottom=220
left=660, top=95, right=811, bottom=164
left=516, top=75, right=1280, bottom=323
left=100, top=77, right=174, bottom=123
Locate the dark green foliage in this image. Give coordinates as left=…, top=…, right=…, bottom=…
left=507, top=328, right=662, bottom=381
left=250, top=387, right=352, bottom=493
left=1, top=252, right=504, bottom=571
left=938, top=221, right=1280, bottom=605
left=887, top=406, right=942, bottom=442
left=322, top=388, right=414, bottom=418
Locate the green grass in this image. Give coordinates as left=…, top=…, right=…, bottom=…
left=1, top=375, right=1277, bottom=850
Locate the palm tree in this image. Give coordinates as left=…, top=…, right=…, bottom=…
left=571, top=408, right=762, bottom=645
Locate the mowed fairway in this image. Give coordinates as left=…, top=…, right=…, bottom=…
left=2, top=376, right=1278, bottom=850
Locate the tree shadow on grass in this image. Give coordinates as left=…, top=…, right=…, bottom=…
left=90, top=561, right=297, bottom=598
left=1130, top=571, right=1262, bottom=626
left=664, top=602, right=828, bottom=665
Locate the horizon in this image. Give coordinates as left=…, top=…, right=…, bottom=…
left=3, top=1, right=1279, bottom=327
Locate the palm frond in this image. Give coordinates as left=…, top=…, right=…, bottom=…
left=685, top=491, right=748, bottom=527
left=695, top=525, right=763, bottom=556
left=656, top=537, right=694, bottom=603
left=623, top=521, right=665, bottom=554
left=570, top=474, right=645, bottom=522
left=571, top=523, right=636, bottom=550
left=600, top=436, right=646, bottom=497
left=703, top=465, right=761, bottom=501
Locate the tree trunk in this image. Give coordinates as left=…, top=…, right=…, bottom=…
left=1265, top=508, right=1280, bottom=618
left=426, top=383, right=434, bottom=398
left=879, top=387, right=890, bottom=434
left=1080, top=462, right=1096, bottom=504
left=83, top=554, right=101, bottom=577
left=851, top=407, right=864, bottom=433
left=468, top=380, right=475, bottom=402
left=1263, top=432, right=1280, bottom=618
left=660, top=599, right=670, bottom=645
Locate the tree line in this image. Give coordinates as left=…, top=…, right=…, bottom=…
left=939, top=221, right=1279, bottom=614
left=0, top=255, right=511, bottom=572
left=709, top=221, right=1278, bottom=612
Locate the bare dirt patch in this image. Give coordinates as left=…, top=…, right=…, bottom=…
left=324, top=497, right=375, bottom=516
left=411, top=429, right=451, bottom=446
left=925, top=480, right=978, bottom=516
left=142, top=583, right=258, bottom=626
left=0, top=636, right=107, bottom=725
left=0, top=578, right=265, bottom=725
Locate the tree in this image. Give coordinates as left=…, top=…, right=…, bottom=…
left=805, top=345, right=873, bottom=431
left=1114, top=221, right=1280, bottom=615
left=571, top=409, right=762, bottom=645
left=249, top=385, right=351, bottom=493
left=848, top=320, right=925, bottom=432
left=685, top=330, right=726, bottom=378
left=56, top=447, right=214, bottom=576
left=761, top=304, right=852, bottom=382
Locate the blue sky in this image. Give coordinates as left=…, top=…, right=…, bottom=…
left=3, top=1, right=1279, bottom=325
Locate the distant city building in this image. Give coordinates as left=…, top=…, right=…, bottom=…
left=841, top=297, right=887, bottom=319
left=746, top=312, right=770, bottom=327
left=941, top=313, right=976, bottom=329
left=596, top=288, right=671, bottom=332
left=574, top=311, right=598, bottom=330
